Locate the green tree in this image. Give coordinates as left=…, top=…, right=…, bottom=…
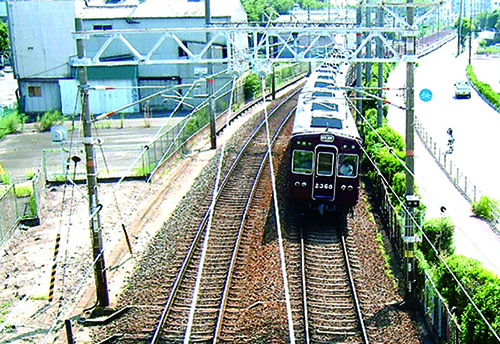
left=454, top=17, right=474, bottom=49
left=0, top=22, right=9, bottom=60
left=242, top=0, right=325, bottom=21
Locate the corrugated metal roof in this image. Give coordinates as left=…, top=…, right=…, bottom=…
left=78, top=0, right=245, bottom=20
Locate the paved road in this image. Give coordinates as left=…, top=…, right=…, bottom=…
left=386, top=38, right=500, bottom=276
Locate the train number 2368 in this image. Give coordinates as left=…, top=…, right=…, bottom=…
left=315, top=183, right=333, bottom=190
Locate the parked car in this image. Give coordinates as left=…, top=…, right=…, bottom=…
left=454, top=80, right=471, bottom=99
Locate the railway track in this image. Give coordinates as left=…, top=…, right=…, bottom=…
left=90, top=86, right=299, bottom=343
left=297, top=214, right=369, bottom=344
left=150, top=90, right=299, bottom=343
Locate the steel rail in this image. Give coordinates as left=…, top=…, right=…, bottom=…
left=150, top=86, right=302, bottom=344
left=340, top=233, right=370, bottom=344
left=299, top=221, right=311, bottom=344
left=300, top=219, right=370, bottom=343
left=212, top=103, right=297, bottom=343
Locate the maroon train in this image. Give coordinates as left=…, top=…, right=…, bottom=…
left=288, top=64, right=362, bottom=214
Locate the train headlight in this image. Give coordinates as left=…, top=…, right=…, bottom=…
left=301, top=182, right=307, bottom=188
left=341, top=185, right=346, bottom=190
left=320, top=134, right=334, bottom=143
left=295, top=181, right=300, bottom=187
left=348, top=185, right=353, bottom=191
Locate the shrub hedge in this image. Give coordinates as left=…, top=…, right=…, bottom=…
left=363, top=62, right=500, bottom=342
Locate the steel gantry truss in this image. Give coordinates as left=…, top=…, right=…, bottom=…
left=71, top=2, right=444, bottom=71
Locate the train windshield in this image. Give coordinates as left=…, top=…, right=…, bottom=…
left=312, top=91, right=335, bottom=98
left=317, top=152, right=334, bottom=176
left=311, top=102, right=338, bottom=112
left=292, top=150, right=314, bottom=174
left=338, top=154, right=358, bottom=177
left=311, top=116, right=342, bottom=129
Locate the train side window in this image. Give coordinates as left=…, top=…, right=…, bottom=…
left=338, top=154, right=358, bottom=177
left=292, top=150, right=313, bottom=175
left=317, top=152, right=334, bottom=176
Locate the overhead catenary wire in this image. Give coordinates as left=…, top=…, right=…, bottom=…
left=50, top=90, right=84, bottom=308
left=260, top=76, right=296, bottom=344
left=100, top=76, right=234, bottom=249
left=354, top=96, right=500, bottom=342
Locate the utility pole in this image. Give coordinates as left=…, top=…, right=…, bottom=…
left=404, top=0, right=418, bottom=309
left=377, top=5, right=384, bottom=128
left=206, top=0, right=216, bottom=149
left=457, top=0, right=463, bottom=55
left=356, top=5, right=363, bottom=122
left=468, top=0, right=472, bottom=65
left=75, top=18, right=110, bottom=308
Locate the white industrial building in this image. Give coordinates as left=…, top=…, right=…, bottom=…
left=7, top=0, right=247, bottom=116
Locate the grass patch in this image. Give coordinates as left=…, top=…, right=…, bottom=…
left=0, top=300, right=14, bottom=323
left=375, top=231, right=396, bottom=283
left=14, top=183, right=33, bottom=198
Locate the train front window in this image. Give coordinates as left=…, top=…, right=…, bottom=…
left=338, top=154, right=358, bottom=177
left=292, top=150, right=313, bottom=175
left=317, top=152, right=334, bottom=176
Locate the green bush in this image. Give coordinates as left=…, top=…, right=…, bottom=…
left=420, top=217, right=455, bottom=265
left=1, top=171, right=10, bottom=184
left=461, top=282, right=500, bottom=343
left=471, top=195, right=499, bottom=222
left=0, top=112, right=21, bottom=134
left=467, top=65, right=500, bottom=113
left=243, top=72, right=261, bottom=101
left=184, top=107, right=210, bottom=138
left=35, top=110, right=64, bottom=132
left=435, top=254, right=499, bottom=320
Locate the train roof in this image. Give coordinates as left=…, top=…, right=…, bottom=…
left=292, top=90, right=360, bottom=140
left=292, top=68, right=360, bottom=141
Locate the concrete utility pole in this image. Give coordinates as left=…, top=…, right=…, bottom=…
left=404, top=0, right=418, bottom=309
left=356, top=6, right=363, bottom=122
left=75, top=18, right=110, bottom=308
left=377, top=5, right=384, bottom=127
left=206, top=0, right=217, bottom=149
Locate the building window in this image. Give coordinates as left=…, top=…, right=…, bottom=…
left=178, top=41, right=188, bottom=57
left=28, top=86, right=42, bottom=97
left=93, top=24, right=113, bottom=31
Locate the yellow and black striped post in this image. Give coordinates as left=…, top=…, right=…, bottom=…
left=48, top=233, right=61, bottom=303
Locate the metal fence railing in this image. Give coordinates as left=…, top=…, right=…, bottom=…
left=415, top=118, right=499, bottom=232
left=376, top=174, right=460, bottom=344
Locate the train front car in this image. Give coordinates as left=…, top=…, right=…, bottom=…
left=288, top=72, right=362, bottom=214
